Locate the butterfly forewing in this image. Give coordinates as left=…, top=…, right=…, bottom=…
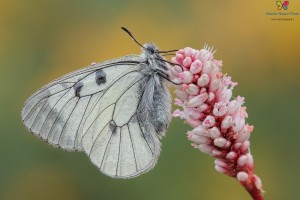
left=21, top=55, right=164, bottom=178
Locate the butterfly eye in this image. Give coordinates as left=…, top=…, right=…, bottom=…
left=95, top=69, right=106, bottom=85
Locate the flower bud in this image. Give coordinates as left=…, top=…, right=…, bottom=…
left=189, top=109, right=204, bottom=119
left=227, top=100, right=240, bottom=116
left=207, top=127, right=221, bottom=139
left=215, top=159, right=229, bottom=168
left=237, top=171, right=249, bottom=182
left=190, top=60, right=202, bottom=74
left=236, top=126, right=251, bottom=143
left=178, top=71, right=193, bottom=83
left=202, top=115, right=215, bottom=128
left=207, top=92, right=215, bottom=102
left=203, top=61, right=214, bottom=74
left=210, top=78, right=220, bottom=92
left=183, top=57, right=192, bottom=68
left=213, top=102, right=228, bottom=116
left=189, top=133, right=210, bottom=144
left=174, top=98, right=183, bottom=106
left=198, top=144, right=214, bottom=155
left=212, top=149, right=224, bottom=156
left=215, top=165, right=226, bottom=174
left=171, top=57, right=179, bottom=64
left=233, top=115, right=245, bottom=132
left=192, top=126, right=207, bottom=136
left=175, top=52, right=184, bottom=62
left=198, top=103, right=209, bottom=112
left=197, top=74, right=210, bottom=87
left=221, top=116, right=233, bottom=129
left=226, top=151, right=237, bottom=160
left=184, top=47, right=193, bottom=58
left=186, top=118, right=202, bottom=128
left=172, top=109, right=183, bottom=118
left=240, top=141, right=250, bottom=154
left=218, top=88, right=232, bottom=103
left=253, top=175, right=262, bottom=190
left=237, top=155, right=248, bottom=167
left=214, top=137, right=229, bottom=148
left=187, top=93, right=208, bottom=107
left=199, top=49, right=213, bottom=62
left=186, top=84, right=199, bottom=95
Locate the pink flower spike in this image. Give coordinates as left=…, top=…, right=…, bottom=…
left=171, top=46, right=264, bottom=200
left=91, top=62, right=96, bottom=65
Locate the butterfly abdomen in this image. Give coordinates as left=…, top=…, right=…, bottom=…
left=137, top=73, right=171, bottom=138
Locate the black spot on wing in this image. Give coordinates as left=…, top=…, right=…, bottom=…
left=95, top=69, right=106, bottom=85
left=109, top=121, right=117, bottom=135
left=73, top=82, right=84, bottom=97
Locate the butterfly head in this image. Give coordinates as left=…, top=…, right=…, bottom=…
left=142, top=43, right=163, bottom=58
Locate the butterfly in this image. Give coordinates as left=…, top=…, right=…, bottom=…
left=21, top=27, right=180, bottom=178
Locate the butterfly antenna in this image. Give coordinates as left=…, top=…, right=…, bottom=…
left=121, top=27, right=146, bottom=50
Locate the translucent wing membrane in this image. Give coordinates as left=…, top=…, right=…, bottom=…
left=22, top=55, right=162, bottom=178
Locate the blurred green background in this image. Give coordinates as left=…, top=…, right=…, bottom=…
left=1, top=1, right=300, bottom=200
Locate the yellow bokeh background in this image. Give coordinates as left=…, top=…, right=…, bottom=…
left=1, top=1, right=300, bottom=200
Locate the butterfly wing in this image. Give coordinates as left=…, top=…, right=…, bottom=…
left=22, top=55, right=162, bottom=178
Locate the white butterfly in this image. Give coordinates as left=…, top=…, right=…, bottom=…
left=21, top=27, right=179, bottom=178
